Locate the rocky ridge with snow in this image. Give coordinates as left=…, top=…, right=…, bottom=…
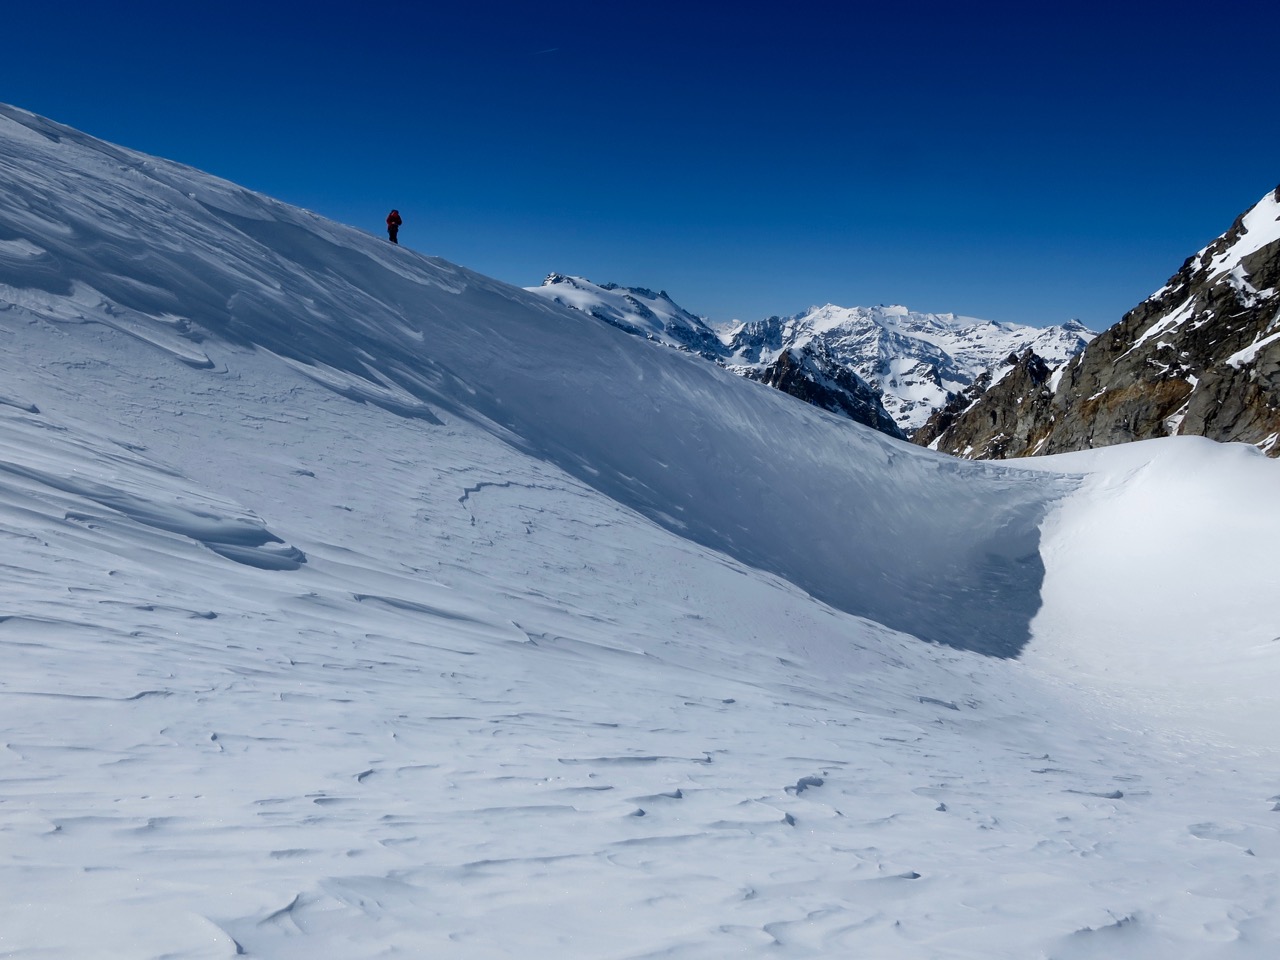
left=738, top=339, right=905, bottom=437
left=911, top=349, right=1055, bottom=456
left=918, top=186, right=1280, bottom=458
left=723, top=305, right=1093, bottom=433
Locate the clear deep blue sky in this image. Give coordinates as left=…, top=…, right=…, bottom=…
left=3, top=1, right=1276, bottom=328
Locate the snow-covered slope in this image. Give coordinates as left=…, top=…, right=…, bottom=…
left=724, top=304, right=1094, bottom=431
left=3, top=104, right=1280, bottom=959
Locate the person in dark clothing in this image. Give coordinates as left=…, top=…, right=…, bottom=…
left=386, top=209, right=402, bottom=244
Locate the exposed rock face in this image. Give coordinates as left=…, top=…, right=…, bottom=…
left=915, top=187, right=1280, bottom=458
left=912, top=350, right=1053, bottom=457
left=744, top=344, right=906, bottom=439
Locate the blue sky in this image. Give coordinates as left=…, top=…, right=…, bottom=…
left=3, top=1, right=1276, bottom=328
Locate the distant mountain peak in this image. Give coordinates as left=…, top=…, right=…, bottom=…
left=724, top=304, right=1093, bottom=433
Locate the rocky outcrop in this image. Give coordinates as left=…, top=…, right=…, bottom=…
left=744, top=344, right=906, bottom=439
left=915, top=186, right=1280, bottom=458
left=912, top=350, right=1053, bottom=457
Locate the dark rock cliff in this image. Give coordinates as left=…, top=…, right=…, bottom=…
left=746, top=344, right=907, bottom=439
left=914, top=186, right=1280, bottom=458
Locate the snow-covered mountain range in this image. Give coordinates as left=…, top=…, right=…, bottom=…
left=723, top=304, right=1094, bottom=431
left=529, top=275, right=1094, bottom=434
left=3, top=103, right=1280, bottom=959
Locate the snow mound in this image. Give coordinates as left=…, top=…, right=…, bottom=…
left=1019, top=436, right=1280, bottom=748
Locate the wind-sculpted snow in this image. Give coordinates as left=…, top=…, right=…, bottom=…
left=0, top=103, right=1063, bottom=655
left=4, top=104, right=1280, bottom=959
left=0, top=404, right=305, bottom=570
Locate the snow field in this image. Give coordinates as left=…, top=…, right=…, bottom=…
left=1, top=311, right=1277, bottom=958
left=2, top=103, right=1280, bottom=957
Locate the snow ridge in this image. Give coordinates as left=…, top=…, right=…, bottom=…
left=0, top=102, right=1057, bottom=654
